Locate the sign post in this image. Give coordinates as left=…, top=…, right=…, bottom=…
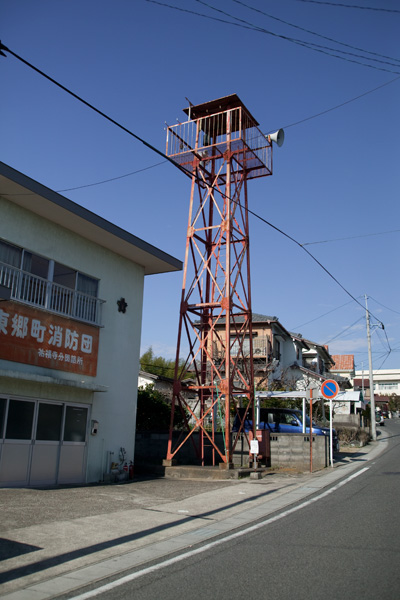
left=309, top=388, right=316, bottom=472
left=250, top=439, right=259, bottom=470
left=320, top=379, right=340, bottom=468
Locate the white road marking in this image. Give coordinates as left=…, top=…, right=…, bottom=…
left=69, top=467, right=369, bottom=600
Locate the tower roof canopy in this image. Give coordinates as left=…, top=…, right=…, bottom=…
left=183, top=94, right=259, bottom=126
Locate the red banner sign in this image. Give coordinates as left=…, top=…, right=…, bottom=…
left=0, top=301, right=99, bottom=377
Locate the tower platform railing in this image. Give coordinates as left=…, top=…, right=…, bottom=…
left=166, top=106, right=272, bottom=181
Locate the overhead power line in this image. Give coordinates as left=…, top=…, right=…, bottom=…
left=375, top=352, right=392, bottom=370
left=57, top=161, right=167, bottom=192
left=301, top=228, right=400, bottom=246
left=0, top=43, right=190, bottom=183
left=374, top=325, right=392, bottom=354
left=274, top=75, right=400, bottom=130
left=292, top=1, right=400, bottom=14
left=232, top=0, right=400, bottom=65
left=11, top=72, right=398, bottom=197
left=324, top=316, right=364, bottom=344
left=197, top=0, right=400, bottom=70
left=0, top=42, right=386, bottom=327
left=291, top=299, right=355, bottom=329
left=368, top=297, right=400, bottom=316
left=15, top=75, right=399, bottom=195
left=144, top=0, right=400, bottom=74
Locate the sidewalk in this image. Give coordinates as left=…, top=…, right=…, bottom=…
left=0, top=438, right=387, bottom=599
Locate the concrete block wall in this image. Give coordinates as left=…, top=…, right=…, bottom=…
left=333, top=414, right=361, bottom=427
left=135, top=430, right=329, bottom=472
left=269, top=433, right=329, bottom=471
left=232, top=432, right=328, bottom=471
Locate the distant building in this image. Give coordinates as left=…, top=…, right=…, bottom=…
left=353, top=368, right=400, bottom=412
left=209, top=313, right=338, bottom=393
left=331, top=354, right=355, bottom=382
left=138, top=370, right=175, bottom=400
left=0, top=163, right=181, bottom=486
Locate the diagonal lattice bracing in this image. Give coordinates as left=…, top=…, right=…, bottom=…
left=166, top=97, right=273, bottom=466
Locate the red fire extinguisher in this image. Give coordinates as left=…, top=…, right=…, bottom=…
left=129, top=461, right=134, bottom=480
left=123, top=462, right=128, bottom=474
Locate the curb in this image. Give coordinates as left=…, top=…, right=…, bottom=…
left=0, top=435, right=388, bottom=600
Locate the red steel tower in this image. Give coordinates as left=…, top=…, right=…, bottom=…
left=165, top=94, right=282, bottom=467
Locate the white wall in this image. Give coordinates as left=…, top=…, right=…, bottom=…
left=1, top=197, right=144, bottom=482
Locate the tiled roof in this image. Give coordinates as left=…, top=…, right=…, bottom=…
left=331, top=355, right=354, bottom=371
left=252, top=313, right=278, bottom=322
left=215, top=312, right=277, bottom=324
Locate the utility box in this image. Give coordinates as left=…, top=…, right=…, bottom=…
left=249, top=430, right=270, bottom=466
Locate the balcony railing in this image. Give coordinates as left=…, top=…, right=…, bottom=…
left=0, top=262, right=104, bottom=326
left=213, top=336, right=270, bottom=358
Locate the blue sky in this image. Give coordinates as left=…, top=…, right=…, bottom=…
left=2, top=0, right=399, bottom=370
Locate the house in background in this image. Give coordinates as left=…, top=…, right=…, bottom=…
left=301, top=339, right=334, bottom=379
left=285, top=338, right=336, bottom=394
left=246, top=314, right=306, bottom=388
left=138, top=370, right=175, bottom=400
left=210, top=313, right=307, bottom=389
left=138, top=370, right=198, bottom=423
left=210, top=313, right=336, bottom=393
left=0, top=162, right=181, bottom=487
left=327, top=355, right=365, bottom=423
left=352, top=368, right=400, bottom=415
left=330, top=354, right=355, bottom=385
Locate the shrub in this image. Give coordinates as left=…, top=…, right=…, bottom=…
left=136, top=385, right=187, bottom=431
left=335, top=426, right=370, bottom=446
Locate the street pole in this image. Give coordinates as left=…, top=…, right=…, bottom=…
left=309, top=388, right=314, bottom=473
left=365, top=294, right=376, bottom=441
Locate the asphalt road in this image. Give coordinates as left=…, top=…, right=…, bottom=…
left=64, top=420, right=400, bottom=600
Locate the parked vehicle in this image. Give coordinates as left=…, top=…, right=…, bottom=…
left=233, top=407, right=340, bottom=452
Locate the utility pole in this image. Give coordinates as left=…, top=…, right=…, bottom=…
left=365, top=294, right=376, bottom=441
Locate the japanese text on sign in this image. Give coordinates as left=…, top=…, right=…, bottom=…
left=0, top=303, right=99, bottom=376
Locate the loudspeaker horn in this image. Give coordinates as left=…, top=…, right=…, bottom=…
left=268, top=128, right=285, bottom=147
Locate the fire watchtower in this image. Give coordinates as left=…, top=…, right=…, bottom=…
left=165, top=94, right=283, bottom=468
left=167, top=94, right=273, bottom=182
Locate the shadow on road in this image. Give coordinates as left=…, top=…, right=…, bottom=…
left=0, top=485, right=279, bottom=584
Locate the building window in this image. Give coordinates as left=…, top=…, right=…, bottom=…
left=23, top=251, right=49, bottom=279
left=77, top=272, right=98, bottom=297
left=376, top=382, right=398, bottom=391
left=5, top=399, right=35, bottom=440
left=63, top=406, right=88, bottom=442
left=230, top=336, right=251, bottom=356
left=0, top=397, right=6, bottom=438
left=0, top=239, right=101, bottom=324
left=36, top=403, right=63, bottom=441
left=1, top=239, right=99, bottom=297
left=53, top=262, right=77, bottom=289
left=274, top=339, right=281, bottom=361
left=0, top=240, right=22, bottom=268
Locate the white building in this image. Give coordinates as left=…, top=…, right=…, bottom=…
left=0, top=163, right=181, bottom=486
left=353, top=368, right=400, bottom=413
left=353, top=369, right=400, bottom=397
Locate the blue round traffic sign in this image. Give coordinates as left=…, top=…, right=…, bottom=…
left=321, top=379, right=339, bottom=399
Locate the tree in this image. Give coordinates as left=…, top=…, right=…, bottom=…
left=388, top=393, right=400, bottom=413
left=136, top=384, right=186, bottom=431
left=140, top=347, right=176, bottom=379
left=139, top=347, right=190, bottom=380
